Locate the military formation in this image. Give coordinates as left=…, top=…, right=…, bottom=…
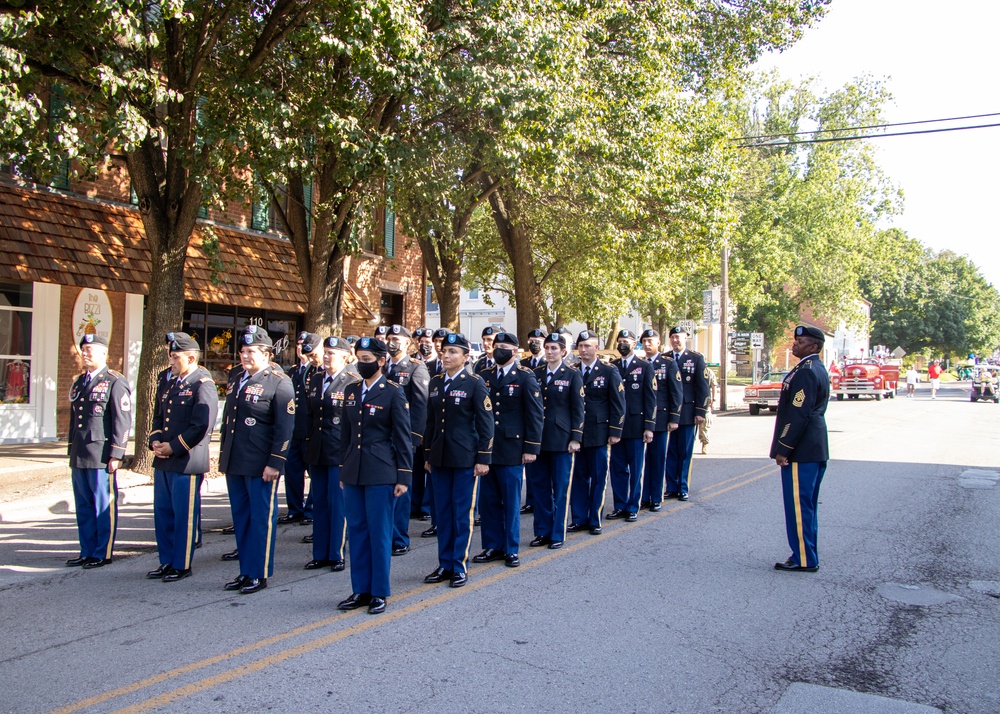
left=64, top=319, right=831, bottom=615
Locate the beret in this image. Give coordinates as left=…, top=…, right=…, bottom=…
left=576, top=330, right=599, bottom=346
left=300, top=332, right=322, bottom=354
left=544, top=332, right=567, bottom=347
left=79, top=334, right=109, bottom=348
left=355, top=336, right=388, bottom=358
left=795, top=325, right=825, bottom=342
left=389, top=324, right=411, bottom=338
left=617, top=329, right=637, bottom=341
left=168, top=334, right=200, bottom=352
left=668, top=326, right=689, bottom=336
left=433, top=328, right=451, bottom=340
left=323, top=336, right=352, bottom=352
left=443, top=332, right=470, bottom=351
left=494, top=332, right=519, bottom=347
left=527, top=329, right=546, bottom=339
left=640, top=328, right=659, bottom=340
left=241, top=325, right=272, bottom=348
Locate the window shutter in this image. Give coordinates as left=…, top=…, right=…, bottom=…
left=383, top=206, right=395, bottom=257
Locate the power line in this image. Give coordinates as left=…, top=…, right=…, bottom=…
left=732, top=111, right=1000, bottom=143
left=735, top=121, right=1000, bottom=148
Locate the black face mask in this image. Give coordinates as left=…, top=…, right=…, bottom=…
left=386, top=343, right=401, bottom=357
left=528, top=342, right=542, bottom=355
left=493, top=347, right=514, bottom=366
left=357, top=361, right=381, bottom=379
left=418, top=343, right=433, bottom=357
left=617, top=343, right=631, bottom=357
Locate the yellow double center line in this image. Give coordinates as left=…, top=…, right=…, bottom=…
left=52, top=461, right=775, bottom=714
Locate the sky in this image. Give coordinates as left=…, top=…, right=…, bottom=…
left=754, top=0, right=1000, bottom=287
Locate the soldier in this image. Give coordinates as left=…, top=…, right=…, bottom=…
left=473, top=332, right=543, bottom=568
left=568, top=330, right=625, bottom=535
left=698, top=367, right=718, bottom=454
left=423, top=333, right=494, bottom=588
left=664, top=326, right=710, bottom=502
left=382, top=325, right=429, bottom=556
left=336, top=337, right=413, bottom=615
left=519, top=328, right=546, bottom=515
left=473, top=326, right=498, bottom=373
left=218, top=326, right=295, bottom=594
left=66, top=334, right=131, bottom=569
left=639, top=329, right=682, bottom=511
left=279, top=332, right=320, bottom=525
left=147, top=334, right=218, bottom=582
left=528, top=332, right=584, bottom=548
left=770, top=325, right=829, bottom=572
left=302, top=336, right=359, bottom=572
left=607, top=329, right=656, bottom=522
left=410, top=328, right=438, bottom=521
left=418, top=328, right=451, bottom=538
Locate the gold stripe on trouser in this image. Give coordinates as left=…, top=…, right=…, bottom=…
left=337, top=516, right=347, bottom=560
left=263, top=480, right=279, bottom=575
left=596, top=446, right=609, bottom=528
left=557, top=453, right=575, bottom=541
left=792, top=463, right=807, bottom=566
left=459, top=477, right=480, bottom=571
left=182, top=475, right=198, bottom=570
left=105, top=472, right=117, bottom=560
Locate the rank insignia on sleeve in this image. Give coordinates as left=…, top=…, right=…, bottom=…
left=281, top=440, right=289, bottom=451
left=120, top=394, right=131, bottom=412
left=287, top=399, right=296, bottom=414
left=792, top=389, right=805, bottom=408
left=675, top=371, right=681, bottom=381
left=580, top=387, right=585, bottom=397
left=484, top=396, right=493, bottom=411
left=781, top=423, right=790, bottom=438
left=618, top=383, right=625, bottom=392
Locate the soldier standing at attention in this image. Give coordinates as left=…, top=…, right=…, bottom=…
left=279, top=332, right=321, bottom=525
left=473, top=332, right=543, bottom=568
left=147, top=334, right=218, bottom=582
left=410, top=328, right=437, bottom=522
left=528, top=332, right=584, bottom=548
left=770, top=325, right=830, bottom=573
left=664, top=326, right=710, bottom=502
left=568, top=331, right=625, bottom=536
left=474, top=326, right=498, bottom=373
left=519, top=328, right=547, bottom=515
left=66, top=334, right=131, bottom=569
left=423, top=333, right=494, bottom=588
left=607, top=329, right=656, bottom=522
left=302, top=336, right=359, bottom=572
left=336, top=337, right=413, bottom=615
left=639, top=329, right=682, bottom=511
left=218, top=326, right=295, bottom=594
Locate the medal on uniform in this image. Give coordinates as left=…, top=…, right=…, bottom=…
left=370, top=406, right=376, bottom=415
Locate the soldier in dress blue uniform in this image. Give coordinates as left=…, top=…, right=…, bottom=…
left=336, top=337, right=413, bottom=615
left=528, top=332, right=584, bottom=548
left=664, top=326, right=710, bottom=502
left=770, top=325, right=829, bottom=573
left=302, top=336, right=359, bottom=572
left=418, top=328, right=451, bottom=538
left=146, top=334, right=218, bottom=582
left=607, top=329, right=656, bottom=522
left=473, top=326, right=498, bottom=374
left=568, top=330, right=625, bottom=535
left=66, top=334, right=131, bottom=569
left=410, top=328, right=436, bottom=521
left=218, top=326, right=295, bottom=594
left=519, top=328, right=546, bottom=515
left=473, top=332, right=543, bottom=568
left=423, top=332, right=494, bottom=588
left=639, top=329, right=683, bottom=512
left=279, top=332, right=320, bottom=525
left=382, top=325, right=429, bottom=556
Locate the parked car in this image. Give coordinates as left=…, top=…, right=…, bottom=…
left=743, top=371, right=789, bottom=415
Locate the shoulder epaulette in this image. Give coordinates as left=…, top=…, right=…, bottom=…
left=198, top=376, right=213, bottom=383
left=108, top=369, right=126, bottom=379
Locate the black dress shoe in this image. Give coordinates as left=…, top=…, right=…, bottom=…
left=625, top=512, right=638, bottom=523
left=606, top=509, right=627, bottom=519
left=221, top=525, right=236, bottom=534
left=392, top=545, right=410, bottom=556
left=664, top=492, right=679, bottom=500
left=420, top=525, right=438, bottom=537
left=301, top=534, right=314, bottom=544
left=548, top=541, right=563, bottom=550
left=66, top=556, right=89, bottom=567
left=304, top=559, right=331, bottom=570
left=424, top=567, right=454, bottom=583
left=449, top=571, right=468, bottom=588
left=678, top=493, right=689, bottom=502
left=330, top=560, right=346, bottom=572
left=368, top=597, right=387, bottom=614
left=278, top=513, right=303, bottom=524
left=240, top=578, right=267, bottom=594
left=504, top=554, right=520, bottom=567
left=520, top=504, right=534, bottom=514
left=774, top=559, right=818, bottom=573
left=163, top=568, right=192, bottom=582
left=473, top=517, right=481, bottom=526
left=82, top=558, right=111, bottom=569
left=589, top=526, right=603, bottom=535
left=472, top=549, right=503, bottom=563
left=566, top=523, right=585, bottom=533
left=529, top=535, right=550, bottom=547
left=221, top=549, right=239, bottom=561
left=300, top=518, right=313, bottom=526
left=650, top=503, right=662, bottom=512
left=224, top=575, right=249, bottom=591
left=640, top=500, right=651, bottom=510
left=147, top=564, right=172, bottom=579
left=338, top=593, right=372, bottom=610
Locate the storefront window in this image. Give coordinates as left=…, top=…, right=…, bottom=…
left=0, top=281, right=33, bottom=404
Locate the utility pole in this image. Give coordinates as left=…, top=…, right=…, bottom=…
left=720, top=243, right=729, bottom=412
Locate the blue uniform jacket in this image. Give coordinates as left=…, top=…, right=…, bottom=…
left=219, top=365, right=295, bottom=476
left=577, top=360, right=626, bottom=448
left=614, top=356, right=657, bottom=439
left=534, top=361, right=585, bottom=452
left=482, top=364, right=544, bottom=466
left=68, top=366, right=132, bottom=469
left=288, top=362, right=318, bottom=440
left=671, top=349, right=711, bottom=425
left=148, top=365, right=218, bottom=474
left=770, top=354, right=830, bottom=462
left=304, top=368, right=360, bottom=466
left=649, top=353, right=683, bottom=431
left=338, top=375, right=413, bottom=487
left=384, top=354, right=430, bottom=449
left=424, top=370, right=494, bottom=468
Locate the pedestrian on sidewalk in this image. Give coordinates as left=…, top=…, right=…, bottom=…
left=905, top=366, right=919, bottom=397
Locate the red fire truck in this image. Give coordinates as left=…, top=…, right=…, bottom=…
left=831, top=358, right=900, bottom=400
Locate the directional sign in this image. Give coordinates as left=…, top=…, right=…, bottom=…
left=750, top=332, right=764, bottom=349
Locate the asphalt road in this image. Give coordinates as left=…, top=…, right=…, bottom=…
left=1, top=381, right=998, bottom=713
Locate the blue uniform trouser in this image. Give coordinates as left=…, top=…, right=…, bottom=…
left=311, top=465, right=346, bottom=563
left=571, top=445, right=609, bottom=529
left=642, top=430, right=668, bottom=505
left=781, top=461, right=826, bottom=568
left=392, top=458, right=414, bottom=549
left=523, top=471, right=535, bottom=511
left=283, top=440, right=312, bottom=518
left=71, top=468, right=118, bottom=561
left=226, top=474, right=280, bottom=579
left=409, top=446, right=430, bottom=518
left=665, top=424, right=696, bottom=496
left=343, top=483, right=395, bottom=598
left=153, top=469, right=203, bottom=570
left=430, top=467, right=478, bottom=575
left=610, top=438, right=645, bottom=514
left=528, top=452, right=573, bottom=543
left=479, top=464, right=523, bottom=555
left=423, top=469, right=436, bottom=525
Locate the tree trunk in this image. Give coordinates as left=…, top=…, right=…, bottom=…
left=487, top=184, right=543, bottom=345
